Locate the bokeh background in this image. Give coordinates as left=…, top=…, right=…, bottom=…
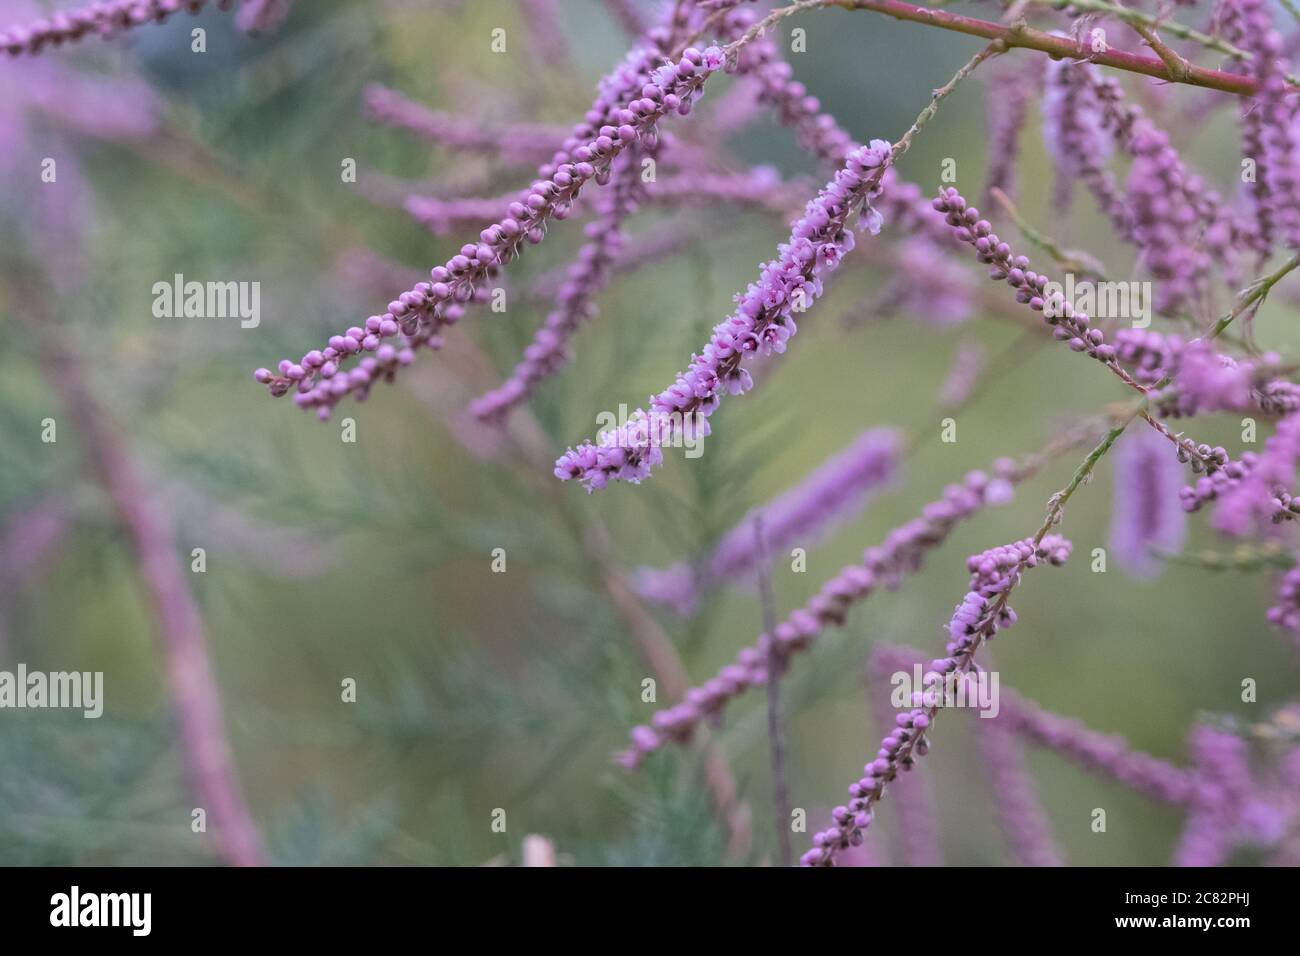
left=1, top=0, right=1297, bottom=866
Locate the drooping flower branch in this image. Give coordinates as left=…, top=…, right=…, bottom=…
left=363, top=83, right=565, bottom=163
left=969, top=698, right=1064, bottom=867
left=803, top=534, right=1074, bottom=865
left=982, top=57, right=1035, bottom=209
left=930, top=186, right=1118, bottom=369
left=617, top=428, right=1094, bottom=769
left=1108, top=427, right=1188, bottom=579
left=995, top=681, right=1195, bottom=806
left=256, top=46, right=726, bottom=417
left=553, top=138, right=894, bottom=490
left=1042, top=57, right=1126, bottom=229
left=1218, top=0, right=1300, bottom=258
left=866, top=644, right=944, bottom=866
left=1, top=0, right=234, bottom=55
left=555, top=42, right=1001, bottom=491
left=470, top=150, right=645, bottom=421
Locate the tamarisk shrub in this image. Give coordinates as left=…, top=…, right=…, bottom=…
left=9, top=0, right=1300, bottom=867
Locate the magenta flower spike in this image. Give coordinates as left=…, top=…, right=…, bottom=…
left=802, top=535, right=1073, bottom=866
left=554, top=139, right=894, bottom=491
left=619, top=457, right=1030, bottom=769
left=1, top=0, right=233, bottom=56
left=256, top=46, right=727, bottom=418
left=1108, top=427, right=1188, bottom=578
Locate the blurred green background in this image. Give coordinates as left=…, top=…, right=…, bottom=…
left=1, top=0, right=1296, bottom=866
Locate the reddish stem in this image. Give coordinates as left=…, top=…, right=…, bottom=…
left=833, top=0, right=1265, bottom=96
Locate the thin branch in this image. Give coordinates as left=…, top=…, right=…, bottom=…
left=989, top=187, right=1108, bottom=279
left=1032, top=0, right=1251, bottom=65
left=1121, top=11, right=1194, bottom=84
left=1210, top=254, right=1300, bottom=340
left=742, top=0, right=1278, bottom=96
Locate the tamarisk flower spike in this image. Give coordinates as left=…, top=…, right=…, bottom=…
left=1107, top=427, right=1187, bottom=579
left=1218, top=0, right=1300, bottom=256
left=1, top=0, right=233, bottom=55
left=1041, top=58, right=1125, bottom=229
left=872, top=643, right=1064, bottom=865
left=471, top=151, right=643, bottom=421
left=930, top=186, right=1118, bottom=367
left=1212, top=411, right=1300, bottom=535
left=734, top=13, right=856, bottom=167
left=971, top=705, right=1064, bottom=867
left=866, top=645, right=943, bottom=866
left=1126, top=126, right=1219, bottom=314
left=1080, top=65, right=1243, bottom=300
left=1267, top=567, right=1300, bottom=656
left=632, top=428, right=900, bottom=615
left=802, top=535, right=1073, bottom=866
left=724, top=4, right=954, bottom=249
left=996, top=684, right=1195, bottom=806
left=256, top=46, right=726, bottom=418
left=555, top=138, right=893, bottom=491
left=982, top=57, right=1035, bottom=209
left=1113, top=330, right=1300, bottom=417
left=1174, top=725, right=1252, bottom=866
left=618, top=453, right=1040, bottom=769
left=363, top=84, right=564, bottom=162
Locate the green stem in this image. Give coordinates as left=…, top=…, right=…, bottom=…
left=1035, top=415, right=1134, bottom=544
left=989, top=188, right=1108, bottom=279
left=1210, top=254, right=1300, bottom=340
left=1152, top=543, right=1297, bottom=572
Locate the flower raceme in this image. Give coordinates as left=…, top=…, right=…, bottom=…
left=253, top=46, right=726, bottom=417
left=1108, top=428, right=1187, bottom=579
left=1042, top=58, right=1123, bottom=229
left=930, top=186, right=1118, bottom=368
left=553, top=138, right=894, bottom=491
left=1218, top=0, right=1300, bottom=256
left=470, top=150, right=644, bottom=422
left=1, top=0, right=232, bottom=55
left=619, top=456, right=1038, bottom=770
left=802, top=535, right=1074, bottom=866
left=363, top=83, right=563, bottom=164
